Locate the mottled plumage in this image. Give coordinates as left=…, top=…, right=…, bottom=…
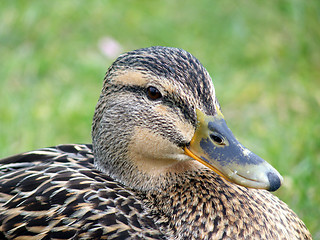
left=0, top=144, right=164, bottom=239
left=0, top=47, right=312, bottom=239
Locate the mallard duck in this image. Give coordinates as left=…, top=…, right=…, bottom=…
left=0, top=46, right=311, bottom=239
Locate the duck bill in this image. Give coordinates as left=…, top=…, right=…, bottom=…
left=184, top=109, right=283, bottom=191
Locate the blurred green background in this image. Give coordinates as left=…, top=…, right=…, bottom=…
left=0, top=1, right=319, bottom=237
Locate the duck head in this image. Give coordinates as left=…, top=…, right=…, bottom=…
left=92, top=46, right=282, bottom=192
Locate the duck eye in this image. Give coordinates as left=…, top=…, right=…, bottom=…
left=146, top=86, right=162, bottom=100
left=210, top=133, right=225, bottom=145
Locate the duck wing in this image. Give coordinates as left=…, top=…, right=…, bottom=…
left=0, top=144, right=164, bottom=239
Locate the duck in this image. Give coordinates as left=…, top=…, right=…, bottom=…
left=0, top=46, right=311, bottom=240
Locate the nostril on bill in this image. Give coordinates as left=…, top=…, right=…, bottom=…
left=210, top=133, right=224, bottom=145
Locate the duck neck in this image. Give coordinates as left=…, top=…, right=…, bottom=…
left=138, top=169, right=228, bottom=238
left=95, top=156, right=206, bottom=192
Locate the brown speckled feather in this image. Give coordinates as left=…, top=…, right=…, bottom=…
left=0, top=144, right=164, bottom=240
left=0, top=144, right=311, bottom=239
left=144, top=171, right=311, bottom=239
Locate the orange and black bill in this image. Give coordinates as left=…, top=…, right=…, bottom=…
left=185, top=109, right=283, bottom=191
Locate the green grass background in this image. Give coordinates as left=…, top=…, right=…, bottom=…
left=0, top=1, right=319, bottom=237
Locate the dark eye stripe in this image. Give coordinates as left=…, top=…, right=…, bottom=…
left=108, top=84, right=197, bottom=127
